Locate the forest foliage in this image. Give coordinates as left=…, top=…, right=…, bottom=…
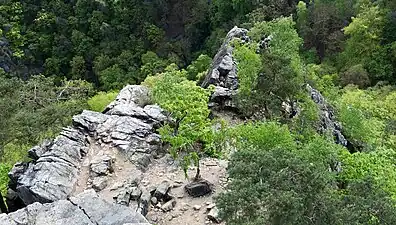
left=1, top=0, right=396, bottom=223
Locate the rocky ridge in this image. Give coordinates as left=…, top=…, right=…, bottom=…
left=201, top=26, right=249, bottom=111
left=0, top=190, right=150, bottom=225
left=3, top=84, right=225, bottom=225
left=1, top=26, right=350, bottom=225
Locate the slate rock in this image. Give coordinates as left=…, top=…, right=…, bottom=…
left=70, top=190, right=149, bottom=225
left=161, top=199, right=176, bottom=212
left=8, top=128, right=87, bottom=205
left=306, top=84, right=348, bottom=147
left=130, top=187, right=142, bottom=201
left=154, top=181, right=170, bottom=200
left=201, top=26, right=249, bottom=111
left=92, top=176, right=108, bottom=191
left=1, top=190, right=150, bottom=225
left=90, top=155, right=114, bottom=176
left=138, top=190, right=152, bottom=216
left=185, top=179, right=213, bottom=197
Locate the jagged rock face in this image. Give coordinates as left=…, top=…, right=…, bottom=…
left=9, top=127, right=87, bottom=206
left=7, top=85, right=166, bottom=213
left=0, top=190, right=150, bottom=225
left=306, top=84, right=348, bottom=146
left=201, top=26, right=249, bottom=110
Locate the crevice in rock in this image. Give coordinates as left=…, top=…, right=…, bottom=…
left=68, top=198, right=99, bottom=225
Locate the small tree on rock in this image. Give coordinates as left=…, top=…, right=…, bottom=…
left=143, top=64, right=214, bottom=181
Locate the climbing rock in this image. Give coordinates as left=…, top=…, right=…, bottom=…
left=27, top=139, right=52, bottom=160
left=8, top=127, right=87, bottom=205
left=7, top=85, right=166, bottom=211
left=201, top=26, right=249, bottom=111
left=0, top=190, right=150, bottom=225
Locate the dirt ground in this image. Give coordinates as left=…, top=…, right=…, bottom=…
left=73, top=138, right=228, bottom=225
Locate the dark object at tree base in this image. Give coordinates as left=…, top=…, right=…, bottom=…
left=185, top=179, right=213, bottom=197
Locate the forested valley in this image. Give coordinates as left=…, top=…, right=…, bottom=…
left=1, top=0, right=396, bottom=224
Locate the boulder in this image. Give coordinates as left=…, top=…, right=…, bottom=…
left=138, top=190, right=152, bottom=216
left=8, top=127, right=87, bottom=205
left=0, top=190, right=150, bottom=225
left=185, top=179, right=213, bottom=197
left=306, top=84, right=348, bottom=147
left=92, top=176, right=108, bottom=191
left=201, top=26, right=249, bottom=111
left=7, top=85, right=166, bottom=212
left=90, top=155, right=114, bottom=176
left=153, top=181, right=170, bottom=200
left=160, top=199, right=176, bottom=212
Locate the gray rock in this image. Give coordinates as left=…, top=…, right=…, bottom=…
left=161, top=199, right=176, bottom=212
left=90, top=155, right=114, bottom=176
left=185, top=180, right=213, bottom=197
left=154, top=181, right=170, bottom=200
left=72, top=110, right=108, bottom=132
left=130, top=187, right=142, bottom=201
left=70, top=190, right=149, bottom=225
left=27, top=139, right=52, bottom=160
left=201, top=26, right=248, bottom=89
left=115, top=189, right=131, bottom=206
left=7, top=85, right=165, bottom=211
left=150, top=197, right=158, bottom=205
left=208, top=207, right=222, bottom=223
left=201, top=26, right=249, bottom=111
left=92, top=176, right=108, bottom=191
left=9, top=128, right=87, bottom=205
left=0, top=190, right=150, bottom=225
left=306, top=84, right=348, bottom=147
left=104, top=85, right=151, bottom=111
left=138, top=190, right=152, bottom=216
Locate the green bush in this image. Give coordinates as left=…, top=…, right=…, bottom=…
left=0, top=164, right=11, bottom=197
left=88, top=91, right=118, bottom=112
left=340, top=64, right=370, bottom=88
left=144, top=65, right=214, bottom=179
left=217, top=122, right=396, bottom=225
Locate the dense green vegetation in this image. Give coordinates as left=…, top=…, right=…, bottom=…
left=1, top=0, right=396, bottom=222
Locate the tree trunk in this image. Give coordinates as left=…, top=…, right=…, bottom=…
left=194, top=166, right=201, bottom=181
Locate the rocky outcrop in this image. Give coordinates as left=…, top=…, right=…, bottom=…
left=307, top=84, right=348, bottom=147
left=8, top=127, right=87, bottom=206
left=201, top=26, right=249, bottom=111
left=0, top=190, right=150, bottom=225
left=6, top=85, right=166, bottom=213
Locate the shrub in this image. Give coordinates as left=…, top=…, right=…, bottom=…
left=340, top=64, right=370, bottom=88
left=0, top=164, right=11, bottom=197
left=186, top=54, right=212, bottom=81
left=145, top=66, right=213, bottom=179
left=88, top=91, right=118, bottom=112
left=217, top=122, right=396, bottom=225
